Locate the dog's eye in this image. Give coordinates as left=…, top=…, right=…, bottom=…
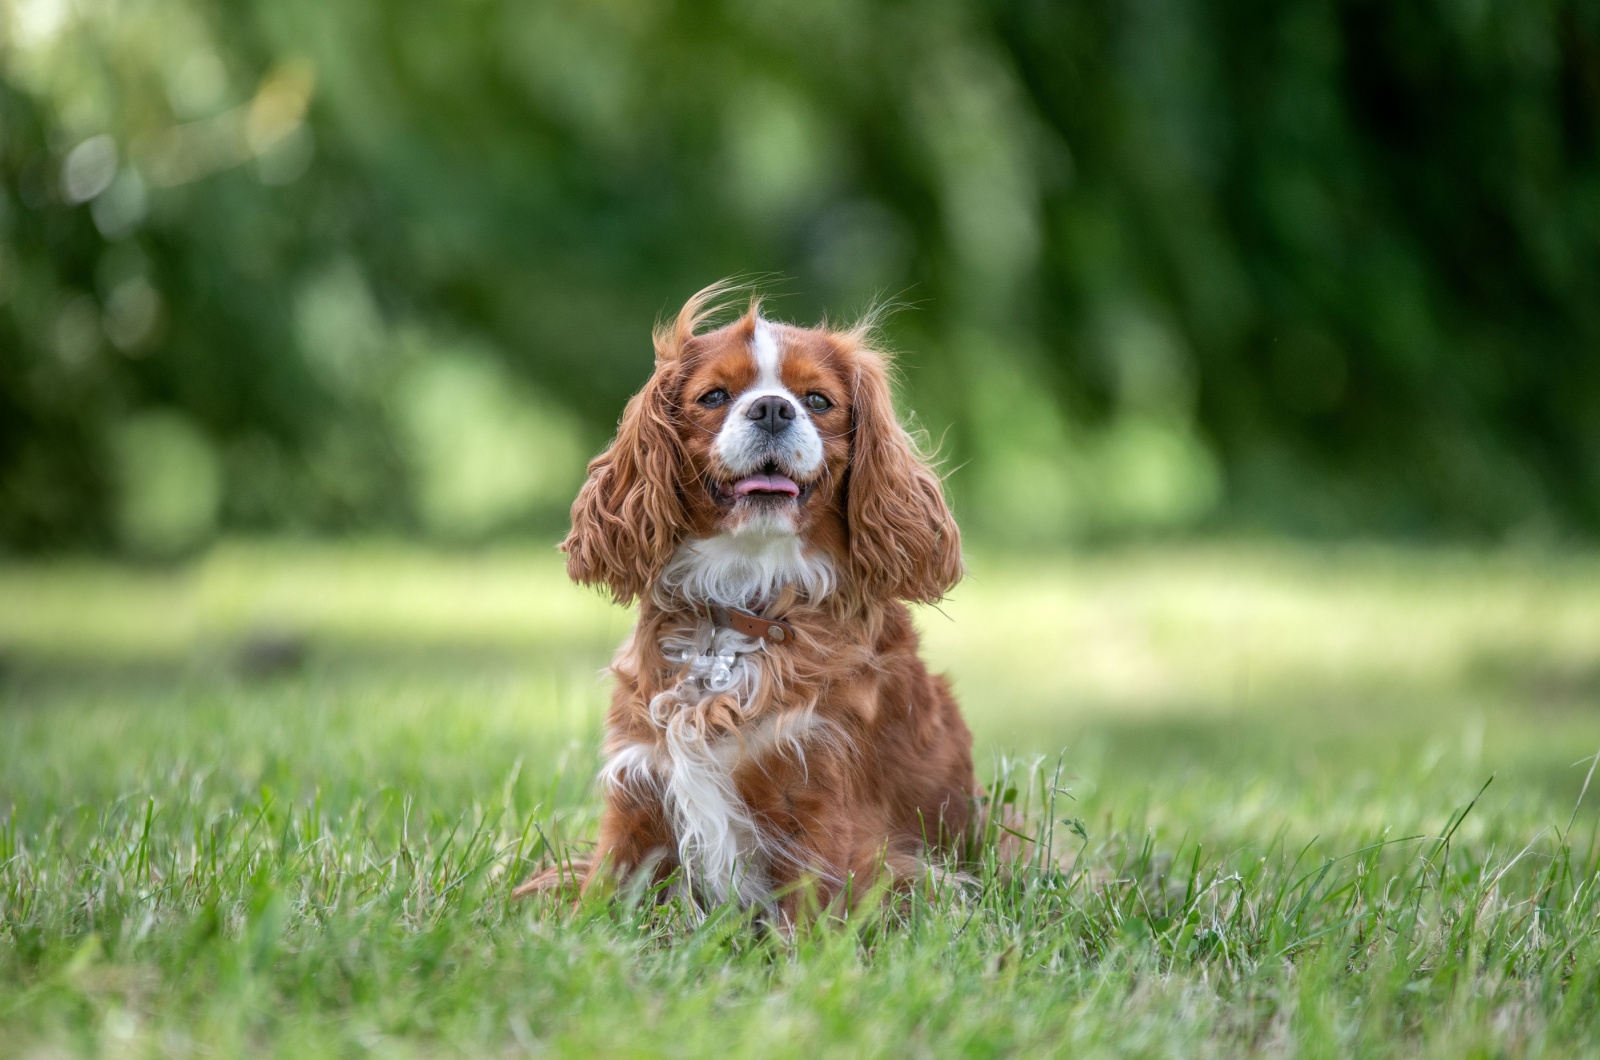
left=804, top=392, right=832, bottom=412
left=698, top=388, right=729, bottom=408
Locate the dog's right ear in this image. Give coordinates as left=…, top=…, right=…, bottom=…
left=561, top=283, right=736, bottom=604
left=561, top=357, right=684, bottom=604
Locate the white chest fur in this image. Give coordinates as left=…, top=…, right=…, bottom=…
left=656, top=529, right=833, bottom=608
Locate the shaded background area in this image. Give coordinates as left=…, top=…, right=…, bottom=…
left=3, top=0, right=1599, bottom=555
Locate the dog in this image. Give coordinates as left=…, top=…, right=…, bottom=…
left=514, top=283, right=977, bottom=917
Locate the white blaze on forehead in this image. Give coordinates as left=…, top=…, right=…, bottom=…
left=750, top=316, right=784, bottom=388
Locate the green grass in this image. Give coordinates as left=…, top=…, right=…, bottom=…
left=4, top=540, right=1600, bottom=1056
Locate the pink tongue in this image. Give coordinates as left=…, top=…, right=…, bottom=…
left=734, top=474, right=800, bottom=497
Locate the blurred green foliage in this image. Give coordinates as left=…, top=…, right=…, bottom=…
left=1, top=0, right=1598, bottom=551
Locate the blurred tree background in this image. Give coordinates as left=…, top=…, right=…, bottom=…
left=1, top=0, right=1597, bottom=554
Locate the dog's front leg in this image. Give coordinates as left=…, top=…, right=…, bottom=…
left=766, top=817, right=922, bottom=921
left=512, top=784, right=675, bottom=901
left=582, top=785, right=678, bottom=898
left=737, top=753, right=910, bottom=919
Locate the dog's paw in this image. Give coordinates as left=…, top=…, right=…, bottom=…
left=510, top=858, right=591, bottom=901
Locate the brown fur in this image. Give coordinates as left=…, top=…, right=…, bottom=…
left=515, top=285, right=977, bottom=917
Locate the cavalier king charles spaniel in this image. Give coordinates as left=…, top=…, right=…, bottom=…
left=514, top=283, right=977, bottom=917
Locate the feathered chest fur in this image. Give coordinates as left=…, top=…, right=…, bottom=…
left=604, top=600, right=856, bottom=908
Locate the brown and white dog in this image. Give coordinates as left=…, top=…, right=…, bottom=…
left=514, top=284, right=977, bottom=916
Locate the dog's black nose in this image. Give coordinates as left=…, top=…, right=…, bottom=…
left=746, top=394, right=796, bottom=435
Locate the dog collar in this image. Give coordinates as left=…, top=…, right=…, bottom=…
left=709, top=604, right=796, bottom=644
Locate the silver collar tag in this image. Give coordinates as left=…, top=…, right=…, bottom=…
left=661, top=617, right=764, bottom=699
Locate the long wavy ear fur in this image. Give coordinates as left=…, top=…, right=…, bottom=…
left=561, top=283, right=738, bottom=603
left=843, top=343, right=963, bottom=603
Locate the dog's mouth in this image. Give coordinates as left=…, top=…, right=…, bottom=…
left=710, top=462, right=812, bottom=507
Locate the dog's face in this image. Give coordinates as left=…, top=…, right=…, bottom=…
left=678, top=316, right=851, bottom=544
left=563, top=285, right=962, bottom=608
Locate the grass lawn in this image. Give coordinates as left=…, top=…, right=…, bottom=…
left=4, top=540, right=1600, bottom=1056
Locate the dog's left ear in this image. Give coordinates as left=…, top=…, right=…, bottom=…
left=843, top=345, right=963, bottom=603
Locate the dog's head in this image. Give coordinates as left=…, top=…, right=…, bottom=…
left=563, top=283, right=962, bottom=607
